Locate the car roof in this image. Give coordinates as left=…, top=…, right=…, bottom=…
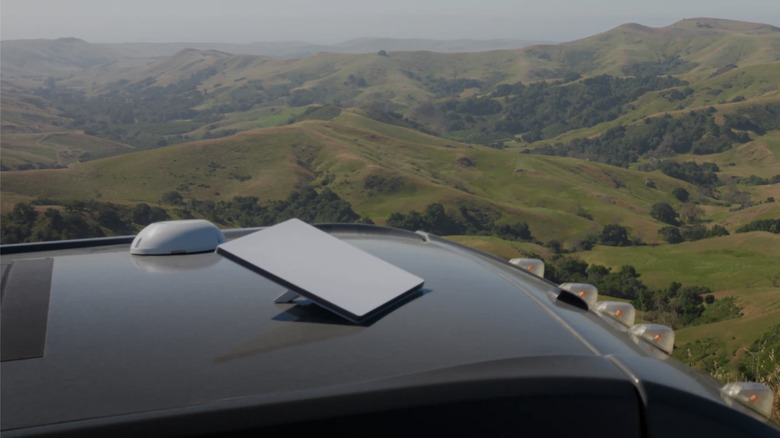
left=1, top=223, right=777, bottom=437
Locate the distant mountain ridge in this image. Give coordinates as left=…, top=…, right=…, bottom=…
left=3, top=17, right=778, bottom=83
left=0, top=37, right=121, bottom=78
left=1, top=36, right=545, bottom=65
left=3, top=17, right=780, bottom=154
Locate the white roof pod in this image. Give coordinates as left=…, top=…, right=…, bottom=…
left=131, top=220, right=226, bottom=255
left=509, top=258, right=545, bottom=277
left=594, top=301, right=636, bottom=328
left=559, top=283, right=598, bottom=309
left=628, top=323, right=675, bottom=356
left=721, top=382, right=775, bottom=419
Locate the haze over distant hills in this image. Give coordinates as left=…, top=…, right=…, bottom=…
left=102, top=38, right=548, bottom=59
left=0, top=36, right=546, bottom=68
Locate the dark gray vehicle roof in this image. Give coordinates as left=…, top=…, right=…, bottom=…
left=1, top=224, right=777, bottom=437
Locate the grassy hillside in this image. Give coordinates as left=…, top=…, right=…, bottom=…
left=523, top=18, right=780, bottom=78
left=4, top=18, right=780, bottom=172
left=2, top=110, right=714, bottom=246
left=451, top=232, right=780, bottom=364
left=0, top=90, right=71, bottom=133
left=3, top=108, right=776, bottom=240
left=574, top=232, right=780, bottom=291
left=0, top=38, right=120, bottom=80
left=1, top=132, right=135, bottom=170
left=674, top=284, right=780, bottom=360
left=565, top=232, right=780, bottom=408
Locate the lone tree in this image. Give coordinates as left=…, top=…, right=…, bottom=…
left=672, top=187, right=689, bottom=202
left=599, top=224, right=632, bottom=247
left=659, top=226, right=683, bottom=244
left=651, top=202, right=679, bottom=225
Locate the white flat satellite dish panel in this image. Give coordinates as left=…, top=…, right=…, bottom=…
left=216, top=219, right=424, bottom=323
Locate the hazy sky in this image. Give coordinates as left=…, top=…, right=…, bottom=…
left=2, top=0, right=779, bottom=44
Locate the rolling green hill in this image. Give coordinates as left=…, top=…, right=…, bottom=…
left=2, top=108, right=776, bottom=267
left=2, top=18, right=778, bottom=247
left=574, top=232, right=780, bottom=291
left=1, top=109, right=715, bottom=244
left=3, top=18, right=780, bottom=169
left=0, top=38, right=120, bottom=81
left=522, top=18, right=780, bottom=78
left=1, top=132, right=135, bottom=169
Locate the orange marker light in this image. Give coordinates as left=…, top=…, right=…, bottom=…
left=653, top=334, right=662, bottom=342
left=749, top=394, right=759, bottom=403
left=614, top=309, right=623, bottom=318
left=578, top=291, right=586, bottom=298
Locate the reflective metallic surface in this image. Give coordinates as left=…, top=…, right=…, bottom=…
left=2, top=224, right=778, bottom=437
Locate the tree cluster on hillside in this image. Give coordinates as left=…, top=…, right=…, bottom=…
left=1, top=189, right=368, bottom=244
left=634, top=282, right=710, bottom=328
left=434, top=74, right=689, bottom=143
left=1, top=200, right=168, bottom=244
left=635, top=283, right=742, bottom=330
left=545, top=258, right=648, bottom=301
left=736, top=218, right=780, bottom=234
left=423, top=76, right=484, bottom=98
left=658, top=224, right=729, bottom=244
left=34, top=68, right=220, bottom=145
left=546, top=256, right=741, bottom=329
left=657, top=160, right=721, bottom=187
left=621, top=55, right=698, bottom=76
left=493, top=75, right=687, bottom=141
left=527, top=108, right=751, bottom=167
left=724, top=103, right=780, bottom=135
left=648, top=196, right=732, bottom=244
left=363, top=174, right=403, bottom=195
left=548, top=224, right=642, bottom=253
left=386, top=202, right=533, bottom=241
left=648, top=188, right=738, bottom=243
left=596, top=224, right=641, bottom=247
left=739, top=174, right=780, bottom=185
left=183, top=187, right=366, bottom=228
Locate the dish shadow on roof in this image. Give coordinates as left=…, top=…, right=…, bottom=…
left=214, top=289, right=430, bottom=363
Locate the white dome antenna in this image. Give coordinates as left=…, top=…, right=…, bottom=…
left=131, top=220, right=225, bottom=255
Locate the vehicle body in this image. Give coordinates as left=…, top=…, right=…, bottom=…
left=1, top=222, right=778, bottom=437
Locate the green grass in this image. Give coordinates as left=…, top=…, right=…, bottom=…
left=676, top=286, right=780, bottom=349
left=574, top=232, right=780, bottom=291
left=4, top=110, right=767, bottom=249
left=218, top=106, right=309, bottom=131
left=673, top=129, right=780, bottom=177
left=1, top=132, right=136, bottom=169
left=0, top=126, right=316, bottom=204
